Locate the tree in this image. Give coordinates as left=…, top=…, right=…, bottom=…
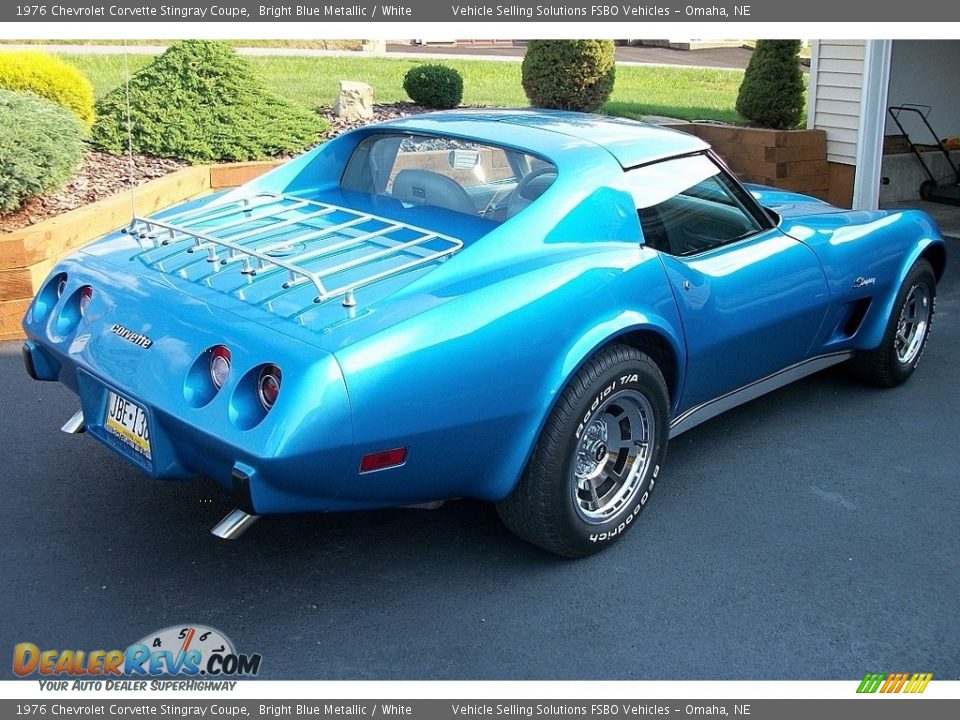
left=735, top=40, right=805, bottom=130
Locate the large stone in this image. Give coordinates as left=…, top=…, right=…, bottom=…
left=334, top=81, right=374, bottom=121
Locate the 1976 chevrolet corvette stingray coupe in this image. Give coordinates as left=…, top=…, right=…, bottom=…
left=22, top=111, right=946, bottom=556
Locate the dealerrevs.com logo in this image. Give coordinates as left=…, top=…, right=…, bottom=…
left=13, top=625, right=261, bottom=689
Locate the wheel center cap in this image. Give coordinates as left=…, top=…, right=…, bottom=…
left=575, top=419, right=609, bottom=481
left=593, top=443, right=608, bottom=462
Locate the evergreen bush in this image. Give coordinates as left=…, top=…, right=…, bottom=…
left=521, top=40, right=616, bottom=113
left=403, top=64, right=464, bottom=109
left=0, top=90, right=85, bottom=214
left=0, top=50, right=95, bottom=129
left=92, top=40, right=327, bottom=162
left=735, top=40, right=805, bottom=129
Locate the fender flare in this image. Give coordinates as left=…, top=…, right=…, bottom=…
left=859, top=234, right=946, bottom=350
left=495, top=311, right=685, bottom=501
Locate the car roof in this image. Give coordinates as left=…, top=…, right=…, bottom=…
left=379, top=109, right=709, bottom=168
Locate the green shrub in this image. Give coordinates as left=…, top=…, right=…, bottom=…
left=521, top=40, right=616, bottom=113
left=0, top=90, right=85, bottom=214
left=735, top=40, right=805, bottom=129
left=403, top=64, right=463, bottom=109
left=0, top=50, right=95, bottom=129
left=92, top=40, right=327, bottom=162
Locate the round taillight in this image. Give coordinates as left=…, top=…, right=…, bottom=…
left=257, top=365, right=281, bottom=411
left=79, top=286, right=93, bottom=316
left=57, top=277, right=68, bottom=298
left=209, top=346, right=231, bottom=390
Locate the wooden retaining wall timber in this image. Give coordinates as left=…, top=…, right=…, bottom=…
left=663, top=123, right=831, bottom=201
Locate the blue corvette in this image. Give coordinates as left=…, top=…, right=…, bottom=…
left=22, top=111, right=946, bottom=557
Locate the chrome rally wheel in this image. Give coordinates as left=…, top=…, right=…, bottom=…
left=848, top=258, right=936, bottom=388
left=496, top=344, right=669, bottom=558
left=572, top=390, right=655, bottom=524
left=894, top=282, right=931, bottom=365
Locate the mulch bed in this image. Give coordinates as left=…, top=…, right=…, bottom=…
left=0, top=151, right=187, bottom=234
left=0, top=103, right=432, bottom=234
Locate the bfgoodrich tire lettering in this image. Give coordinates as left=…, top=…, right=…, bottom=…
left=496, top=344, right=669, bottom=557
left=847, top=259, right=936, bottom=387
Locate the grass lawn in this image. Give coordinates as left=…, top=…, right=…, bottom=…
left=59, top=53, right=747, bottom=124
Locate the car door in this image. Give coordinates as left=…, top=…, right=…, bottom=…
left=627, top=153, right=831, bottom=411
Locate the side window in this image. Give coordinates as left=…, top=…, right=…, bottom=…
left=628, top=155, right=768, bottom=257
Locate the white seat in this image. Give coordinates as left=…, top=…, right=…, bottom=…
left=392, top=170, right=476, bottom=215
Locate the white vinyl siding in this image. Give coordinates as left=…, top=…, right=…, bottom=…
left=808, top=40, right=866, bottom=164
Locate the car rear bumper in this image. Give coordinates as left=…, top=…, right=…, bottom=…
left=20, top=258, right=365, bottom=515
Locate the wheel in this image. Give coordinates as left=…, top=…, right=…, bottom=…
left=847, top=259, right=936, bottom=387
left=496, top=344, right=669, bottom=557
left=919, top=180, right=936, bottom=201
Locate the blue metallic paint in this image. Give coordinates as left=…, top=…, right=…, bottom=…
left=22, top=112, right=946, bottom=516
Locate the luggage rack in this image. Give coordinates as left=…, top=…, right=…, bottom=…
left=126, top=192, right=464, bottom=307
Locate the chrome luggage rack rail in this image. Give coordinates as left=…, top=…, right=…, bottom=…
left=126, top=191, right=463, bottom=307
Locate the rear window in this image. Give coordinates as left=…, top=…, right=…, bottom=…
left=341, top=133, right=557, bottom=222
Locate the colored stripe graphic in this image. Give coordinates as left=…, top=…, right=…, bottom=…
left=857, top=672, right=885, bottom=693
left=857, top=672, right=932, bottom=693
left=904, top=673, right=933, bottom=693
left=881, top=672, right=908, bottom=693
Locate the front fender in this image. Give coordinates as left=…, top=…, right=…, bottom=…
left=782, top=208, right=945, bottom=352
left=860, top=232, right=945, bottom=350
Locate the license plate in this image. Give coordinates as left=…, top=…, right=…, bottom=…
left=104, top=391, right=152, bottom=461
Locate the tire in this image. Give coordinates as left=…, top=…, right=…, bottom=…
left=847, top=259, right=936, bottom=387
left=919, top=180, right=936, bottom=201
left=496, top=344, right=669, bottom=557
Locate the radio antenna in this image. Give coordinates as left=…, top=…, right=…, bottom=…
left=122, top=40, right=138, bottom=229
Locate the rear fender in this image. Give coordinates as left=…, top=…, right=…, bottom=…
left=335, top=247, right=684, bottom=503
left=490, top=263, right=685, bottom=500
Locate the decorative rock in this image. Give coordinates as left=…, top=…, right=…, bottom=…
left=334, top=81, right=374, bottom=121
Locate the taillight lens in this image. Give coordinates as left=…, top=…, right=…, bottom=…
left=257, top=365, right=281, bottom=411
left=57, top=277, right=68, bottom=298
left=360, top=447, right=407, bottom=473
left=79, top=286, right=93, bottom=316
left=209, top=346, right=231, bottom=390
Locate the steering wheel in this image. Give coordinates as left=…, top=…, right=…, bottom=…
left=507, top=166, right=558, bottom=217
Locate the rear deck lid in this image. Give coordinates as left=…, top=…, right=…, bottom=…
left=103, top=189, right=494, bottom=334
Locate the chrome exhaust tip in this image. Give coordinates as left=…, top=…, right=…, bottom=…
left=61, top=410, right=86, bottom=434
left=211, top=508, right=259, bottom=540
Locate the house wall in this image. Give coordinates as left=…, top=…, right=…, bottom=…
left=807, top=40, right=868, bottom=206
left=885, top=40, right=960, bottom=141
left=807, top=39, right=866, bottom=165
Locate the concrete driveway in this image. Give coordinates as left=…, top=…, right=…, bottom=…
left=1, top=238, right=956, bottom=680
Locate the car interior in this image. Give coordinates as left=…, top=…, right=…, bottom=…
left=341, top=133, right=557, bottom=222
